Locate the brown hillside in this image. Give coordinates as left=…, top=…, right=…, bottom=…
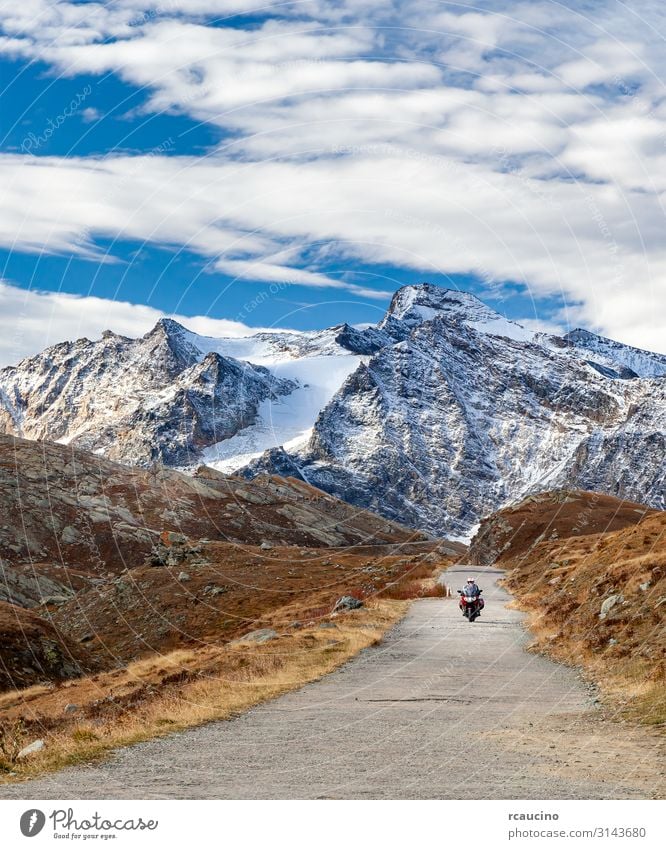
left=0, top=434, right=429, bottom=603
left=0, top=435, right=461, bottom=702
left=0, top=601, right=93, bottom=692
left=469, top=489, right=656, bottom=566
left=470, top=492, right=666, bottom=725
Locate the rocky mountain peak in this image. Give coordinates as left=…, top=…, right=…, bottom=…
left=379, top=283, right=532, bottom=342
left=141, top=317, right=202, bottom=372
left=0, top=282, right=663, bottom=536
left=385, top=283, right=483, bottom=319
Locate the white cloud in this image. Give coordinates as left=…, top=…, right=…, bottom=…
left=1, top=142, right=665, bottom=351
left=0, top=0, right=665, bottom=352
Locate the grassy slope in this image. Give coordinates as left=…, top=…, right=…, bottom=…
left=471, top=492, right=665, bottom=726
left=0, top=600, right=408, bottom=781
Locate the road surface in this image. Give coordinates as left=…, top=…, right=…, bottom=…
left=1, top=565, right=662, bottom=799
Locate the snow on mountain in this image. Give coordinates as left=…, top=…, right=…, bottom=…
left=379, top=283, right=534, bottom=342
left=241, top=285, right=665, bottom=536
left=0, top=319, right=298, bottom=466
left=563, top=328, right=666, bottom=378
left=0, top=313, right=377, bottom=468
left=199, top=354, right=363, bottom=472
left=0, top=282, right=663, bottom=536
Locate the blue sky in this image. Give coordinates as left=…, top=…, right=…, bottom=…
left=0, top=0, right=665, bottom=363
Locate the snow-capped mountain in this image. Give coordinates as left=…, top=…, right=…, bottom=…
left=0, top=315, right=369, bottom=468
left=0, top=283, right=663, bottom=536
left=0, top=319, right=301, bottom=466
left=241, top=285, right=665, bottom=536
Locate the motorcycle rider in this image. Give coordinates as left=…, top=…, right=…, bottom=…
left=458, top=577, right=484, bottom=619
left=463, top=577, right=481, bottom=597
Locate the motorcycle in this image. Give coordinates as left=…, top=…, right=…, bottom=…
left=457, top=589, right=484, bottom=622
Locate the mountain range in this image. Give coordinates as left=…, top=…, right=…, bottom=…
left=1, top=283, right=664, bottom=537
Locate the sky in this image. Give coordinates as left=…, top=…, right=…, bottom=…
left=0, top=0, right=665, bottom=365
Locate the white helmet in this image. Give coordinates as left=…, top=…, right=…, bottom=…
left=467, top=577, right=476, bottom=583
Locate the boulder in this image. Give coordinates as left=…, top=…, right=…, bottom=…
left=599, top=594, right=624, bottom=619
left=177, top=572, right=191, bottom=582
left=203, top=584, right=227, bottom=596
left=163, top=531, right=187, bottom=545
left=333, top=595, right=364, bottom=613
left=61, top=525, right=80, bottom=544
left=232, top=628, right=278, bottom=644
left=17, top=739, right=45, bottom=759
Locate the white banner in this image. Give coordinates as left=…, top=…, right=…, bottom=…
left=0, top=800, right=664, bottom=848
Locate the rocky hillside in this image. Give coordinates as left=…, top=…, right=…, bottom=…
left=469, top=491, right=666, bottom=724
left=1, top=283, right=664, bottom=537
left=0, top=434, right=446, bottom=691
left=0, top=434, right=425, bottom=604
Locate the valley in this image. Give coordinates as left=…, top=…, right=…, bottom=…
left=0, top=284, right=663, bottom=796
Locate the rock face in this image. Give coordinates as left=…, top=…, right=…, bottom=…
left=1, top=283, right=664, bottom=537
left=0, top=600, right=91, bottom=691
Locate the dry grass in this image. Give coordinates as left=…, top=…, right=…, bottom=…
left=380, top=578, right=449, bottom=600
left=0, top=600, right=408, bottom=782
left=376, top=558, right=452, bottom=601
left=501, top=511, right=666, bottom=728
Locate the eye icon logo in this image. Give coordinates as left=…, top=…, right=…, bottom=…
left=20, top=809, right=46, bottom=837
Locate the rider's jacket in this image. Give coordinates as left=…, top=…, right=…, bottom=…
left=463, top=582, right=481, bottom=597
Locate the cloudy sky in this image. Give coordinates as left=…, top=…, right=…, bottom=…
left=0, top=0, right=665, bottom=364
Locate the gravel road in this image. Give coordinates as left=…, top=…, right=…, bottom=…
left=1, top=565, right=662, bottom=799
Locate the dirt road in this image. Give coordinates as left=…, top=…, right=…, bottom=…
left=1, top=565, right=662, bottom=799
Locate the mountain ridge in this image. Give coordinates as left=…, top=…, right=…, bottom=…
left=0, top=284, right=663, bottom=536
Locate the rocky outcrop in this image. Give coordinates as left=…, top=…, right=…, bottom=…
left=0, top=600, right=92, bottom=691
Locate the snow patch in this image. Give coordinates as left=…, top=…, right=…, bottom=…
left=200, top=355, right=363, bottom=472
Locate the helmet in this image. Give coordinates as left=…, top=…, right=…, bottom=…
left=466, top=577, right=475, bottom=583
